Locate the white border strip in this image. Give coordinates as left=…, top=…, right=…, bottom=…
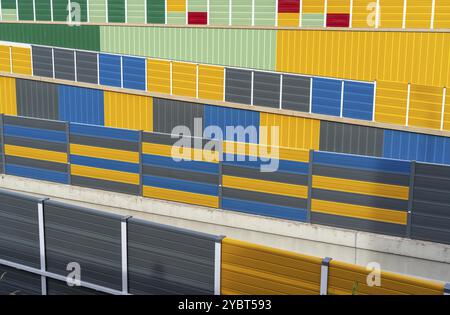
left=402, top=0, right=407, bottom=29
left=214, top=242, right=221, bottom=295
left=37, top=200, right=47, bottom=295
left=121, top=219, right=128, bottom=294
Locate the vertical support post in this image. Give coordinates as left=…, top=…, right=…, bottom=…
left=444, top=283, right=450, bottom=295
left=124, top=0, right=127, bottom=23
left=33, top=0, right=36, bottom=21
left=306, top=149, right=314, bottom=223
left=402, top=0, right=407, bottom=29
left=51, top=48, right=55, bottom=79
left=96, top=53, right=100, bottom=85
left=406, top=161, right=416, bottom=239
left=120, top=56, right=123, bottom=88
left=66, top=121, right=72, bottom=186
left=218, top=141, right=223, bottom=210
left=324, top=0, right=328, bottom=27
left=186, top=0, right=189, bottom=25
left=165, top=0, right=167, bottom=24
left=250, top=71, right=254, bottom=106
left=9, top=46, right=12, bottom=74
left=170, top=61, right=173, bottom=95
left=50, top=0, right=54, bottom=21
left=120, top=216, right=131, bottom=295
left=139, top=130, right=143, bottom=197
left=375, top=0, right=380, bottom=28
left=207, top=0, right=210, bottom=25
left=349, top=0, right=353, bottom=28
left=0, top=0, right=3, bottom=21
left=144, top=0, right=147, bottom=24
left=105, top=0, right=108, bottom=23
left=251, top=0, right=255, bottom=26
left=320, top=257, right=332, bottom=295
left=73, top=50, right=77, bottom=82
left=214, top=240, right=223, bottom=295
left=430, top=0, right=435, bottom=29
left=309, top=77, right=313, bottom=114
left=196, top=64, right=199, bottom=99
left=223, top=68, right=226, bottom=102
left=30, top=45, right=34, bottom=77
left=279, top=74, right=283, bottom=110
left=229, top=0, right=232, bottom=26
left=340, top=81, right=345, bottom=118
left=440, top=87, right=446, bottom=131
left=406, top=82, right=411, bottom=126
left=86, top=0, right=90, bottom=23
left=299, top=0, right=303, bottom=27
left=0, top=114, right=6, bottom=174
left=275, top=0, right=278, bottom=27
left=38, top=199, right=49, bottom=295
left=372, top=80, right=377, bottom=122
left=15, top=0, right=18, bottom=20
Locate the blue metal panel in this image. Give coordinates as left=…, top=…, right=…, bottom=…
left=58, top=85, right=104, bottom=126
left=70, top=123, right=140, bottom=141
left=142, top=154, right=219, bottom=174
left=99, top=54, right=122, bottom=88
left=122, top=56, right=146, bottom=91
left=70, top=155, right=140, bottom=173
left=3, top=125, right=67, bottom=143
left=383, top=130, right=450, bottom=165
left=342, top=81, right=374, bottom=121
left=311, top=78, right=342, bottom=116
left=143, top=175, right=219, bottom=196
left=223, top=156, right=310, bottom=174
left=5, top=164, right=69, bottom=184
left=203, top=105, right=260, bottom=143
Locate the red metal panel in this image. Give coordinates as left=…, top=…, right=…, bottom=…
left=188, top=12, right=208, bottom=25
left=278, top=0, right=300, bottom=13
left=326, top=13, right=350, bottom=27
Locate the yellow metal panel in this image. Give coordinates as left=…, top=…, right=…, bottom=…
left=104, top=91, right=153, bottom=131
left=405, top=0, right=433, bottom=29
left=71, top=164, right=139, bottom=184
left=259, top=113, right=320, bottom=150
left=223, top=141, right=310, bottom=162
left=167, top=0, right=185, bottom=12
left=198, top=64, right=224, bottom=101
left=379, top=0, right=404, bottom=28
left=221, top=238, right=322, bottom=295
left=408, top=84, right=443, bottom=130
left=222, top=175, right=308, bottom=198
left=435, top=0, right=450, bottom=28
left=142, top=142, right=220, bottom=162
left=5, top=145, right=67, bottom=163
left=172, top=61, right=197, bottom=98
left=303, top=0, right=325, bottom=13
left=278, top=13, right=300, bottom=27
left=328, top=0, right=350, bottom=13
left=375, top=80, right=408, bottom=125
left=351, top=0, right=376, bottom=28
left=443, top=89, right=450, bottom=131
left=70, top=144, right=139, bottom=163
left=147, top=59, right=171, bottom=94
left=11, top=47, right=32, bottom=76
left=311, top=199, right=408, bottom=225
left=0, top=45, right=11, bottom=73
left=143, top=186, right=219, bottom=208
left=0, top=76, right=17, bottom=115
left=313, top=175, right=409, bottom=200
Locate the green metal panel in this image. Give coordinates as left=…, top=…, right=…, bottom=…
left=2, top=8, right=18, bottom=20
left=70, top=0, right=88, bottom=22
left=100, top=26, right=276, bottom=71
left=89, top=0, right=107, bottom=22
left=209, top=0, right=228, bottom=25
left=108, top=0, right=126, bottom=22
left=302, top=13, right=324, bottom=27
left=35, top=0, right=52, bottom=21
left=0, top=23, right=100, bottom=51
left=127, top=0, right=146, bottom=23
left=188, top=0, right=207, bottom=12
left=18, top=0, right=34, bottom=20
left=167, top=11, right=185, bottom=24
left=232, top=0, right=252, bottom=25
left=2, top=0, right=17, bottom=9
left=147, top=0, right=165, bottom=24
left=254, top=0, right=276, bottom=26
left=53, top=0, right=69, bottom=21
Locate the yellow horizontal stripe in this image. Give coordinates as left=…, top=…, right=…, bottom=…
left=313, top=175, right=409, bottom=200
left=143, top=186, right=219, bottom=208
left=142, top=142, right=219, bottom=163
left=70, top=144, right=139, bottom=163
left=71, top=164, right=139, bottom=185
left=311, top=199, right=407, bottom=225
left=5, top=145, right=67, bottom=163
left=223, top=175, right=308, bottom=199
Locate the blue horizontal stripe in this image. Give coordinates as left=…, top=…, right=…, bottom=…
left=6, top=164, right=69, bottom=184
left=70, top=155, right=139, bottom=173
left=70, top=123, right=140, bottom=142
left=222, top=197, right=308, bottom=222
left=143, top=175, right=219, bottom=196
left=313, top=151, right=411, bottom=174
left=223, top=154, right=309, bottom=174
left=4, top=125, right=67, bottom=143
left=142, top=154, right=219, bottom=174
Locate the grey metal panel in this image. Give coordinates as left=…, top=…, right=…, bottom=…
left=46, top=278, right=108, bottom=295
left=142, top=165, right=218, bottom=185
left=143, top=132, right=219, bottom=149
left=5, top=136, right=67, bottom=152
left=311, top=212, right=407, bottom=237
left=71, top=175, right=140, bottom=196
left=282, top=75, right=311, bottom=112
left=15, top=79, right=59, bottom=120
left=3, top=115, right=66, bottom=131
left=76, top=51, right=98, bottom=84
left=43, top=200, right=123, bottom=290
left=69, top=134, right=140, bottom=152
left=0, top=264, right=42, bottom=295
left=225, top=68, right=252, bottom=105
left=127, top=217, right=218, bottom=295
left=222, top=164, right=308, bottom=185
left=153, top=98, right=204, bottom=135
left=252, top=71, right=280, bottom=108
left=31, top=45, right=53, bottom=78
left=5, top=156, right=68, bottom=173
left=53, top=48, right=75, bottom=81
left=319, top=121, right=384, bottom=157
left=0, top=189, right=40, bottom=268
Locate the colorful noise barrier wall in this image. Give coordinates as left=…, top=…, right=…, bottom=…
left=1, top=114, right=450, bottom=245
left=0, top=188, right=447, bottom=295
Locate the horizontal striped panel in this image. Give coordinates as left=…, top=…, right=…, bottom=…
left=143, top=174, right=218, bottom=196
left=11, top=46, right=31, bottom=75
left=142, top=142, right=220, bottom=162
left=198, top=65, right=224, bottom=101
left=3, top=125, right=67, bottom=143
left=223, top=164, right=308, bottom=185
left=70, top=155, right=140, bottom=173
left=5, top=164, right=69, bottom=184
left=5, top=155, right=69, bottom=173
left=408, top=84, right=443, bottom=130
left=70, top=123, right=140, bottom=142
left=142, top=153, right=219, bottom=174
left=71, top=175, right=140, bottom=195
left=222, top=156, right=310, bottom=175
left=172, top=61, right=197, bottom=98
left=143, top=186, right=219, bottom=208
left=0, top=45, right=11, bottom=72
left=375, top=81, right=408, bottom=125
left=143, top=164, right=218, bottom=185
left=147, top=59, right=171, bottom=94
left=71, top=164, right=140, bottom=185
left=5, top=145, right=68, bottom=164
left=70, top=144, right=139, bottom=163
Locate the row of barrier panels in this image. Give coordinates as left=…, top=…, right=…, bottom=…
left=0, top=188, right=448, bottom=295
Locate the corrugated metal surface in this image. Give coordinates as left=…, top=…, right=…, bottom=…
left=408, top=84, right=443, bottom=130
left=0, top=76, right=17, bottom=115
left=35, top=0, right=52, bottom=21
left=32, top=45, right=53, bottom=78
left=252, top=71, right=281, bottom=108
left=147, top=0, right=166, bottom=24
left=58, top=85, right=105, bottom=126
left=311, top=151, right=411, bottom=236
left=16, top=79, right=59, bottom=120
left=89, top=0, right=107, bottom=23
left=127, top=0, right=146, bottom=23
left=302, top=0, right=325, bottom=26
left=203, top=105, right=260, bottom=143
left=405, top=0, right=433, bottom=29
left=147, top=58, right=170, bottom=94
left=52, top=0, right=68, bottom=21
left=122, top=56, right=146, bottom=91
left=104, top=91, right=152, bottom=131
left=378, top=0, right=404, bottom=28
left=435, top=0, right=450, bottom=28
left=225, top=68, right=252, bottom=105
left=281, top=75, right=310, bottom=112
left=198, top=64, right=224, bottom=101
left=0, top=264, right=42, bottom=295
left=351, top=0, right=375, bottom=28
left=75, top=51, right=99, bottom=85
left=259, top=113, right=320, bottom=150
left=445, top=89, right=450, bottom=131
left=383, top=130, right=450, bottom=165
left=17, top=0, right=34, bottom=21
left=3, top=115, right=69, bottom=183
left=255, top=0, right=276, bottom=26
left=374, top=80, right=408, bottom=126
left=108, top=0, right=126, bottom=23
left=209, top=0, right=229, bottom=25
left=231, top=0, right=253, bottom=25
left=128, top=217, right=219, bottom=294
left=0, top=45, right=11, bottom=72
left=152, top=98, right=204, bottom=134
left=221, top=238, right=322, bottom=295
left=53, top=48, right=76, bottom=81
left=46, top=278, right=108, bottom=295
left=0, top=188, right=40, bottom=268
left=172, top=61, right=197, bottom=98
left=11, top=46, right=32, bottom=75
left=319, top=121, right=384, bottom=157
left=43, top=200, right=122, bottom=290
left=99, top=53, right=122, bottom=87
left=411, top=162, right=450, bottom=245
left=311, top=78, right=342, bottom=117
left=342, top=81, right=374, bottom=121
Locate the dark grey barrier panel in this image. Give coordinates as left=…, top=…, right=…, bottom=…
left=153, top=98, right=204, bottom=134
left=53, top=48, right=75, bottom=81
left=46, top=278, right=108, bottom=295
left=252, top=71, right=280, bottom=108
left=43, top=200, right=123, bottom=290
left=31, top=46, right=53, bottom=78
left=16, top=79, right=59, bottom=120
left=0, top=115, right=3, bottom=174
left=0, top=189, right=41, bottom=268
left=76, top=51, right=98, bottom=84
left=225, top=68, right=252, bottom=105
left=0, top=264, right=42, bottom=295
left=127, top=218, right=222, bottom=295
left=411, top=162, right=450, bottom=245
left=281, top=75, right=311, bottom=112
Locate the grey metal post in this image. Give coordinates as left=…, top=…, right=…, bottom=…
left=214, top=236, right=225, bottom=295
left=218, top=140, right=223, bottom=210
left=121, top=216, right=132, bottom=294
left=320, top=257, right=332, bottom=295
left=38, top=198, right=49, bottom=295
left=306, top=150, right=314, bottom=223
left=444, top=283, right=450, bottom=295
left=66, top=121, right=72, bottom=185
left=139, top=130, right=143, bottom=197
left=407, top=161, right=416, bottom=239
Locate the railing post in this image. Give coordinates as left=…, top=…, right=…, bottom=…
left=214, top=237, right=225, bottom=296
left=66, top=121, right=72, bottom=186
left=444, top=283, right=450, bottom=295
left=320, top=257, right=332, bottom=295
left=407, top=161, right=416, bottom=239
left=306, top=150, right=314, bottom=223
left=38, top=198, right=49, bottom=295
left=121, top=216, right=132, bottom=295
